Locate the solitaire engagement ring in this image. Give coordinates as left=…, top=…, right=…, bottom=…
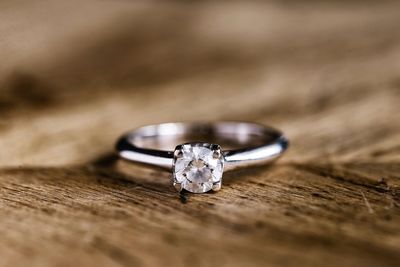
left=116, top=122, right=288, bottom=193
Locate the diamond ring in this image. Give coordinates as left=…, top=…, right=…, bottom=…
left=116, top=122, right=288, bottom=193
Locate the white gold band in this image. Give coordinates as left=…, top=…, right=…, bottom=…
left=116, top=121, right=288, bottom=171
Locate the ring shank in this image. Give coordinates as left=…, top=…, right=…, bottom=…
left=116, top=122, right=288, bottom=171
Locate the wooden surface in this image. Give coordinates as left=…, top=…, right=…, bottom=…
left=1, top=1, right=400, bottom=267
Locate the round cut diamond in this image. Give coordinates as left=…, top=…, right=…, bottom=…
left=173, top=143, right=224, bottom=193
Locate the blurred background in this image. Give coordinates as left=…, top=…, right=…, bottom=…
left=1, top=1, right=400, bottom=267
left=1, top=0, right=399, bottom=166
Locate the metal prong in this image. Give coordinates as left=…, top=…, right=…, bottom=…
left=211, top=144, right=222, bottom=159
left=174, top=149, right=183, bottom=158
left=213, top=150, right=221, bottom=159
left=212, top=181, right=222, bottom=191
left=173, top=182, right=182, bottom=192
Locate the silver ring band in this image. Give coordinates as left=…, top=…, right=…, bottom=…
left=116, top=122, right=288, bottom=193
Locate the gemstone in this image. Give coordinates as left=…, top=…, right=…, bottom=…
left=173, top=143, right=224, bottom=193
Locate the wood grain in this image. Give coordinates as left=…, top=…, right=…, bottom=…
left=0, top=1, right=399, bottom=267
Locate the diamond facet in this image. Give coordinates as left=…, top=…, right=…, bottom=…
left=173, top=143, right=224, bottom=193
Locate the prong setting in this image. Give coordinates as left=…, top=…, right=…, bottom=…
left=173, top=182, right=182, bottom=192
left=213, top=150, right=221, bottom=159
left=173, top=143, right=224, bottom=193
left=212, top=181, right=222, bottom=191
left=211, top=144, right=222, bottom=159
left=174, top=145, right=184, bottom=158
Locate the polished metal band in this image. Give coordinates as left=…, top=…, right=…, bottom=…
left=116, top=122, right=288, bottom=171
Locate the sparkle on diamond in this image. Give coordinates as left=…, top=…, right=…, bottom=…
left=173, top=144, right=224, bottom=193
